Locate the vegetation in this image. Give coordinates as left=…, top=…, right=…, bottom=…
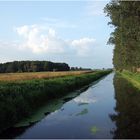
left=111, top=74, right=140, bottom=138
left=0, top=70, right=111, bottom=133
left=118, top=71, right=140, bottom=90
left=15, top=90, right=82, bottom=128
left=0, top=71, right=91, bottom=82
left=71, top=67, right=92, bottom=71
left=0, top=61, right=70, bottom=73
left=90, top=126, right=100, bottom=135
left=104, top=1, right=140, bottom=72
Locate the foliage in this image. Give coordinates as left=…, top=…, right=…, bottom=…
left=104, top=1, right=140, bottom=72
left=110, top=74, right=140, bottom=138
left=0, top=60, right=70, bottom=73
left=70, top=67, right=92, bottom=71
left=118, top=71, right=140, bottom=90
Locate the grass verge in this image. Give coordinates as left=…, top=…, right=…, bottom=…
left=118, top=70, right=140, bottom=90
left=0, top=70, right=111, bottom=133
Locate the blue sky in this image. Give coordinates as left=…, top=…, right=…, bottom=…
left=0, top=0, right=114, bottom=69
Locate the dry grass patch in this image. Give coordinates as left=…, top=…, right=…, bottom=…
left=0, top=71, right=92, bottom=82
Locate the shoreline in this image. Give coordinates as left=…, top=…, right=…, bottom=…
left=117, top=71, right=140, bottom=90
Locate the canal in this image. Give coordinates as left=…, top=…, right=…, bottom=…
left=1, top=73, right=140, bottom=139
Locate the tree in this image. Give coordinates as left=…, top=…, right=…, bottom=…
left=104, top=1, right=140, bottom=72
left=0, top=61, right=70, bottom=73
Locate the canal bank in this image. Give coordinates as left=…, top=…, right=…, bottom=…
left=1, top=72, right=140, bottom=138
left=118, top=71, right=140, bottom=90
left=0, top=70, right=111, bottom=134
left=0, top=73, right=115, bottom=138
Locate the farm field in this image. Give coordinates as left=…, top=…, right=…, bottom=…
left=0, top=71, right=92, bottom=82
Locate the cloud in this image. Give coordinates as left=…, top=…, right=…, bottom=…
left=15, top=25, right=96, bottom=56
left=71, top=37, right=96, bottom=56
left=16, top=25, right=30, bottom=37
left=16, top=25, right=65, bottom=54
left=0, top=24, right=113, bottom=68
left=1, top=24, right=105, bottom=67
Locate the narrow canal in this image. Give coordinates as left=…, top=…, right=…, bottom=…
left=1, top=73, right=140, bottom=139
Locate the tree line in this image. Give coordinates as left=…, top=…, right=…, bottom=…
left=104, top=1, right=140, bottom=72
left=0, top=61, right=70, bottom=73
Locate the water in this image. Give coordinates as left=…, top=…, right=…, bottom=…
left=1, top=73, right=140, bottom=139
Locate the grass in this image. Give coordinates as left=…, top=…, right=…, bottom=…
left=118, top=70, right=140, bottom=90
left=0, top=71, right=91, bottom=82
left=0, top=70, right=111, bottom=134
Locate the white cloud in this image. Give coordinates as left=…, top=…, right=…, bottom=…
left=0, top=24, right=113, bottom=68
left=15, top=25, right=96, bottom=56
left=16, top=25, right=30, bottom=37
left=16, top=25, right=66, bottom=54
left=71, top=38, right=96, bottom=56
left=48, top=28, right=56, bottom=37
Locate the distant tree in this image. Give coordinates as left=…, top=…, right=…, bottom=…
left=0, top=61, right=70, bottom=73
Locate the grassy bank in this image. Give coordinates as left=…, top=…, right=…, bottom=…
left=118, top=71, right=140, bottom=90
left=0, top=70, right=111, bottom=133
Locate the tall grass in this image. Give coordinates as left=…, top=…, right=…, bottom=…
left=118, top=70, right=140, bottom=90
left=0, top=70, right=111, bottom=133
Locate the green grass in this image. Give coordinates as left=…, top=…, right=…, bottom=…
left=118, top=70, right=140, bottom=90
left=0, top=70, right=111, bottom=133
